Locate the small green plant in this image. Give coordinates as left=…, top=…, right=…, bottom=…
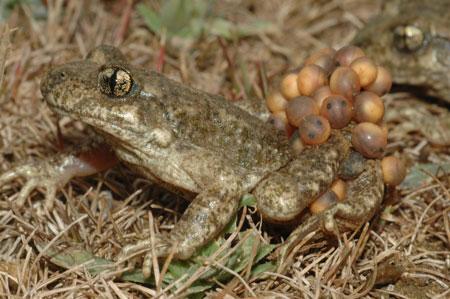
left=137, top=0, right=274, bottom=41
left=1, top=0, right=46, bottom=21
left=39, top=195, right=277, bottom=297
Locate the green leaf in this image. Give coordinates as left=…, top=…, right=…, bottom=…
left=186, top=282, right=216, bottom=297
left=1, top=0, right=47, bottom=21
left=197, top=240, right=222, bottom=257
left=159, top=0, right=190, bottom=34
left=207, top=19, right=275, bottom=39
left=235, top=20, right=275, bottom=37
left=231, top=231, right=258, bottom=273
left=240, top=194, right=256, bottom=207
left=187, top=17, right=206, bottom=39
left=167, top=259, right=193, bottom=279
left=223, top=214, right=237, bottom=234
left=138, top=0, right=206, bottom=39
left=400, top=163, right=450, bottom=189
left=137, top=0, right=273, bottom=41
left=254, top=243, right=277, bottom=263
left=38, top=243, right=114, bottom=276
left=121, top=269, right=155, bottom=285
left=37, top=242, right=155, bottom=284
left=136, top=3, right=162, bottom=35
left=208, top=18, right=234, bottom=39
left=251, top=261, right=277, bottom=278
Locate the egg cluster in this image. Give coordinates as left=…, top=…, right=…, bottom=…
left=266, top=46, right=406, bottom=214
left=267, top=46, right=391, bottom=156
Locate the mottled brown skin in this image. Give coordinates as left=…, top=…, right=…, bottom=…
left=1, top=46, right=384, bottom=277
left=278, top=159, right=384, bottom=266
left=354, top=0, right=450, bottom=102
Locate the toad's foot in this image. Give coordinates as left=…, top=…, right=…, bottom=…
left=322, top=160, right=384, bottom=234
left=278, top=159, right=384, bottom=268
left=118, top=182, right=243, bottom=278
left=0, top=145, right=117, bottom=210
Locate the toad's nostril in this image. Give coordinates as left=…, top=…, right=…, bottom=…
left=40, top=69, right=65, bottom=99
left=52, top=70, right=68, bottom=84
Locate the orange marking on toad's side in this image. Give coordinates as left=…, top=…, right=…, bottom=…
left=78, top=145, right=119, bottom=174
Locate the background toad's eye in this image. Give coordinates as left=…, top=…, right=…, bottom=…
left=393, top=25, right=425, bottom=52
left=98, top=66, right=133, bottom=97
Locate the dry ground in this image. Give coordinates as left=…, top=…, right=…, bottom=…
left=0, top=1, right=449, bottom=298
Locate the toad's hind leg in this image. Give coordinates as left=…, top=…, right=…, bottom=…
left=119, top=182, right=243, bottom=278
left=323, top=159, right=384, bottom=233
left=254, top=131, right=350, bottom=223
left=278, top=159, right=384, bottom=265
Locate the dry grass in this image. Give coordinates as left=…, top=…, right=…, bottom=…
left=0, top=0, right=449, bottom=298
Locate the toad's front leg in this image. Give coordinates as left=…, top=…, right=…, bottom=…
left=0, top=144, right=118, bottom=210
left=117, top=149, right=246, bottom=278
left=119, top=181, right=243, bottom=278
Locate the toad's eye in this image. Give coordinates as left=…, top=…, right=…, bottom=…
left=393, top=25, right=425, bottom=52
left=98, top=66, right=133, bottom=97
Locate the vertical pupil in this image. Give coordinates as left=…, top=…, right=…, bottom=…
left=109, top=71, right=117, bottom=94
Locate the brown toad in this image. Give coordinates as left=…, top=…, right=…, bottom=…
left=354, top=0, right=450, bottom=102
left=0, top=46, right=384, bottom=277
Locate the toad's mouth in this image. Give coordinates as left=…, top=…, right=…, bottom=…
left=44, top=93, right=146, bottom=146
left=44, top=97, right=68, bottom=117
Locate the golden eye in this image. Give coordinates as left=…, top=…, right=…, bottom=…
left=393, top=25, right=425, bottom=52
left=98, top=66, right=133, bottom=97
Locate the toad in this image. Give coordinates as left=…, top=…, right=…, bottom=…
left=354, top=0, right=450, bottom=102
left=0, top=46, right=384, bottom=277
